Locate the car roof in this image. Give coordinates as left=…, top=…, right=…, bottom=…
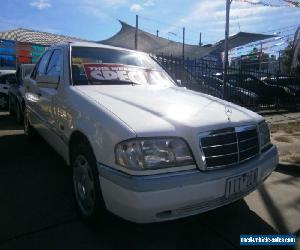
left=0, top=70, right=16, bottom=77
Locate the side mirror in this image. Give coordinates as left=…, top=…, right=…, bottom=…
left=36, top=75, right=59, bottom=89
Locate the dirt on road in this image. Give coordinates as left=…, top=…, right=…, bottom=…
left=270, top=122, right=300, bottom=166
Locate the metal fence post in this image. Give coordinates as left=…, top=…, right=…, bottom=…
left=223, top=0, right=231, bottom=100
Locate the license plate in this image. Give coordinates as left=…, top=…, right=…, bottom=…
left=225, top=169, right=257, bottom=198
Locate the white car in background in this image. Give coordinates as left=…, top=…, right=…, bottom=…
left=0, top=70, right=16, bottom=110
left=8, top=64, right=35, bottom=123
left=24, top=42, right=278, bottom=223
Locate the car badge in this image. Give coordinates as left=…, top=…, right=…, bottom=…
left=225, top=105, right=232, bottom=121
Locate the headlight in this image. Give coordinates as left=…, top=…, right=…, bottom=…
left=258, top=121, right=271, bottom=150
left=115, top=138, right=194, bottom=170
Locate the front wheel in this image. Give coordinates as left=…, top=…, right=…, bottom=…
left=0, top=93, right=8, bottom=110
left=72, top=143, right=106, bottom=223
left=15, top=101, right=23, bottom=124
left=24, top=107, right=38, bottom=141
left=8, top=95, right=15, bottom=115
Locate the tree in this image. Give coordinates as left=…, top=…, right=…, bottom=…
left=280, top=41, right=294, bottom=74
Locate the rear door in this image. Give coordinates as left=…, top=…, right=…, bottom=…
left=26, top=50, right=53, bottom=128
left=38, top=49, right=63, bottom=133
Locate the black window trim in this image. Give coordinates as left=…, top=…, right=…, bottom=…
left=45, top=48, right=63, bottom=77
left=30, top=49, right=54, bottom=80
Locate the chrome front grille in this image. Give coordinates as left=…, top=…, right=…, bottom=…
left=199, top=125, right=259, bottom=169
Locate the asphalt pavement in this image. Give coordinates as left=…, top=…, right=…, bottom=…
left=0, top=112, right=299, bottom=250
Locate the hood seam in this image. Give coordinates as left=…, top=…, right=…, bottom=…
left=75, top=87, right=137, bottom=137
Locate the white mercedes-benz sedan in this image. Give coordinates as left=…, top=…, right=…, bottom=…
left=24, top=42, right=278, bottom=223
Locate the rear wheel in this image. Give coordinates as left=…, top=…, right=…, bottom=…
left=0, top=94, right=8, bottom=110
left=8, top=96, right=15, bottom=115
left=72, top=143, right=106, bottom=223
left=15, top=101, right=23, bottom=124
left=24, top=107, right=38, bottom=141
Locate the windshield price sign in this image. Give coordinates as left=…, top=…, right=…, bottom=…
left=83, top=63, right=148, bottom=84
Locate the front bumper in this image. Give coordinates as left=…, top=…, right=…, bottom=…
left=97, top=145, right=278, bottom=223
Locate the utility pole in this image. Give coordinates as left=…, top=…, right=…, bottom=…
left=278, top=50, right=281, bottom=74
left=223, top=0, right=231, bottom=99
left=199, top=32, right=202, bottom=47
left=182, top=27, right=185, bottom=61
left=156, top=30, right=159, bottom=37
left=135, top=15, right=138, bottom=50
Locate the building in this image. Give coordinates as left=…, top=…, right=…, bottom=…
left=0, top=28, right=88, bottom=68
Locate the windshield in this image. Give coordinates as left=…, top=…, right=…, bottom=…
left=71, top=47, right=175, bottom=87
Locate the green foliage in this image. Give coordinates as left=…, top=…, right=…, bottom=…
left=280, top=41, right=294, bottom=74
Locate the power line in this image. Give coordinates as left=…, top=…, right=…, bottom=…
left=233, top=0, right=300, bottom=7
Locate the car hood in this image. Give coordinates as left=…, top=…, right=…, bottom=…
left=75, top=85, right=262, bottom=136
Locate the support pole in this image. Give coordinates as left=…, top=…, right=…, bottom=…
left=223, top=0, right=231, bottom=100
left=156, top=30, right=159, bottom=37
left=135, top=15, right=138, bottom=50
left=182, top=27, right=185, bottom=61
left=278, top=50, right=281, bottom=74
left=199, top=32, right=202, bottom=47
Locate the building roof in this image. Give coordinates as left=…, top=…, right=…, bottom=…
left=0, top=28, right=89, bottom=46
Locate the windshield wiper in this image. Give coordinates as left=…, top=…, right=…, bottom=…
left=91, top=80, right=139, bottom=85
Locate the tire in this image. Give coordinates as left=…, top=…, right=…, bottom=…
left=0, top=93, right=8, bottom=110
left=15, top=101, right=23, bottom=124
left=24, top=107, right=38, bottom=141
left=8, top=95, right=15, bottom=115
left=72, top=143, right=106, bottom=223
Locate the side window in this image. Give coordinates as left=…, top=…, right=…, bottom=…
left=31, top=50, right=52, bottom=79
left=37, top=50, right=52, bottom=76
left=46, top=50, right=63, bottom=77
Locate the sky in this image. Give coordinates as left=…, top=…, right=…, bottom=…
left=0, top=0, right=299, bottom=47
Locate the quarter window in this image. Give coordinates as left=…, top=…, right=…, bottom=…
left=32, top=50, right=52, bottom=79
left=46, top=50, right=63, bottom=77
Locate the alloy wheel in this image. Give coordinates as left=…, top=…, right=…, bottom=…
left=0, top=95, right=7, bottom=109
left=73, top=155, right=96, bottom=216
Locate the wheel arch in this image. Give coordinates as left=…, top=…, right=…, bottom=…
left=68, top=130, right=96, bottom=166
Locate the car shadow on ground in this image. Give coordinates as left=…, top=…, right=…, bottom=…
left=0, top=112, right=23, bottom=131
left=0, top=116, right=291, bottom=250
left=276, top=163, right=300, bottom=177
